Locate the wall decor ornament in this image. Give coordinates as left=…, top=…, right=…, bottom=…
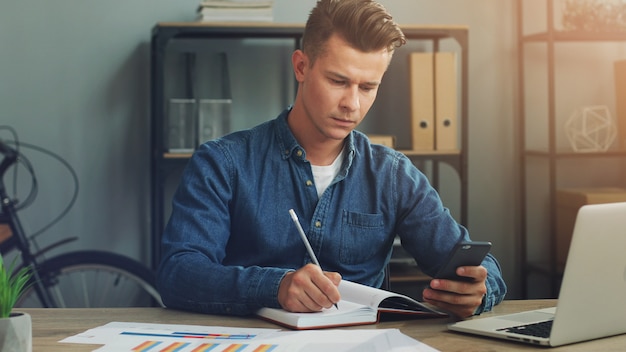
left=565, top=105, right=617, bottom=152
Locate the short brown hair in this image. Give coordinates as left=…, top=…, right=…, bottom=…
left=302, top=0, right=406, bottom=64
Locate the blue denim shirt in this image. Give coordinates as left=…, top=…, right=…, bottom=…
left=157, top=108, right=507, bottom=316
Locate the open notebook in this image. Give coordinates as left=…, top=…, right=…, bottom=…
left=257, top=280, right=447, bottom=330
left=448, top=201, right=626, bottom=347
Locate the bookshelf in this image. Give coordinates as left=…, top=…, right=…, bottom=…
left=150, top=23, right=470, bottom=290
left=516, top=0, right=626, bottom=298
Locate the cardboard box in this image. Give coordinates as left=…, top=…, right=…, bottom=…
left=367, top=134, right=396, bottom=148
left=556, top=188, right=626, bottom=265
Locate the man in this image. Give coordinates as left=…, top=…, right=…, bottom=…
left=157, top=0, right=506, bottom=318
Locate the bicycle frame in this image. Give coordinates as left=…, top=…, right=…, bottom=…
left=0, top=141, right=56, bottom=307
left=1, top=139, right=163, bottom=308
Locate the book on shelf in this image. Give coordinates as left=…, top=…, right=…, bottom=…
left=409, top=51, right=459, bottom=152
left=256, top=280, right=446, bottom=330
left=197, top=0, right=274, bottom=22
left=199, top=0, right=274, bottom=8
left=409, top=52, right=435, bottom=151
left=434, top=51, right=458, bottom=151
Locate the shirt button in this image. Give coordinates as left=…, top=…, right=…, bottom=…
left=306, top=180, right=313, bottom=187
left=315, top=221, right=322, bottom=228
left=284, top=149, right=290, bottom=155
left=296, top=149, right=303, bottom=157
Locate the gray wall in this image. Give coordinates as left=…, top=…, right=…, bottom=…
left=1, top=1, right=522, bottom=296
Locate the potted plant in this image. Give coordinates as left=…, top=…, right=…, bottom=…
left=0, top=254, right=32, bottom=352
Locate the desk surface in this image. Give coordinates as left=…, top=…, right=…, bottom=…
left=21, top=300, right=626, bottom=351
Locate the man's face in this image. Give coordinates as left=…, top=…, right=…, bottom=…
left=296, top=34, right=391, bottom=142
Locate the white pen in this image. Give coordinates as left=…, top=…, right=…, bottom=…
left=288, top=208, right=338, bottom=309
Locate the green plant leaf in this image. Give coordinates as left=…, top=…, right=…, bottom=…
left=0, top=254, right=33, bottom=318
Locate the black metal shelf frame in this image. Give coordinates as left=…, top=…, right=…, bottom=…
left=150, top=22, right=469, bottom=270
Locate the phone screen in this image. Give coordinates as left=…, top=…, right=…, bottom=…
left=434, top=241, right=492, bottom=282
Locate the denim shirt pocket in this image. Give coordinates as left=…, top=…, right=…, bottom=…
left=339, top=210, right=386, bottom=264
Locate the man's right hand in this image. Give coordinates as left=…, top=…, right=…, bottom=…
left=277, top=264, right=342, bottom=312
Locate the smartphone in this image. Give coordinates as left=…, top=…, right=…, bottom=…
left=434, top=241, right=492, bottom=282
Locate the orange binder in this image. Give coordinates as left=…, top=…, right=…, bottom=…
left=409, top=52, right=435, bottom=151
left=435, top=52, right=458, bottom=151
left=614, top=59, right=626, bottom=150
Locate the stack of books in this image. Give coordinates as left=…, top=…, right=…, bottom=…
left=197, top=0, right=274, bottom=22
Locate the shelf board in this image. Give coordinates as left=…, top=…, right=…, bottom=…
left=157, top=22, right=305, bottom=29
left=398, top=149, right=460, bottom=157
left=162, top=150, right=461, bottom=160
left=153, top=22, right=468, bottom=43
left=163, top=152, right=193, bottom=159
left=522, top=30, right=626, bottom=42
left=524, top=149, right=626, bottom=158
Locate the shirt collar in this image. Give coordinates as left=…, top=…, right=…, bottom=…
left=275, top=107, right=356, bottom=169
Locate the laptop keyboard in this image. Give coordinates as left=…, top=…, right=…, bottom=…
left=498, top=320, right=553, bottom=338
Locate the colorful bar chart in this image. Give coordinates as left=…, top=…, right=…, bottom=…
left=131, top=340, right=278, bottom=352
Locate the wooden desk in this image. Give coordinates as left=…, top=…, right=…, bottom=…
left=21, top=300, right=626, bottom=351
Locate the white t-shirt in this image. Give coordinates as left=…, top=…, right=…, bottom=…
left=310, top=147, right=345, bottom=199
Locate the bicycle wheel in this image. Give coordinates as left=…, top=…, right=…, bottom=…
left=16, top=250, right=164, bottom=308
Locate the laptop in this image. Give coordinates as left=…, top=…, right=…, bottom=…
left=448, top=201, right=626, bottom=347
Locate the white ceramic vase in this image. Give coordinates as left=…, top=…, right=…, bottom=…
left=0, top=312, right=32, bottom=352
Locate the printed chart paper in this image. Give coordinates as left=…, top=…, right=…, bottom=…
left=60, top=322, right=278, bottom=346
left=61, top=321, right=439, bottom=352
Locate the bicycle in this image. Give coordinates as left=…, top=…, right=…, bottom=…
left=0, top=135, right=163, bottom=308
